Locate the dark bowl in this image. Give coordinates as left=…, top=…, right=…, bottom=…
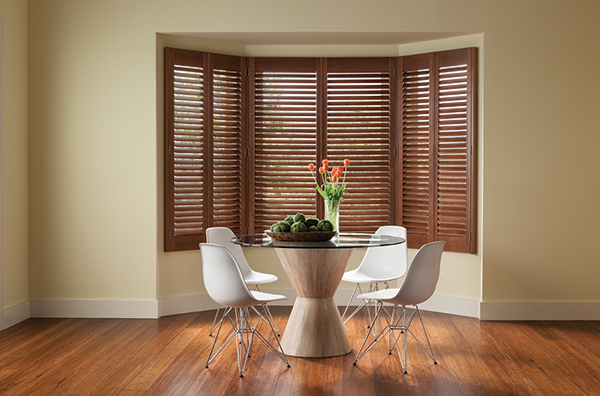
left=265, top=230, right=336, bottom=242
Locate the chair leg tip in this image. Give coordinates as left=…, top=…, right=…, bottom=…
left=205, top=366, right=209, bottom=369
left=287, top=364, right=291, bottom=368
left=434, top=361, right=437, bottom=365
left=404, top=370, right=408, bottom=374
left=352, top=362, right=357, bottom=366
left=240, top=374, right=244, bottom=378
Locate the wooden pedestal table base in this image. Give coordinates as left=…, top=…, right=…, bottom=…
left=275, top=247, right=355, bottom=358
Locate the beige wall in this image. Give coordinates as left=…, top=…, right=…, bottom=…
left=1, top=0, right=29, bottom=310
left=28, top=0, right=158, bottom=300
left=19, top=0, right=600, bottom=305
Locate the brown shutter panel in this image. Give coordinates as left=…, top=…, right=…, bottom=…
left=249, top=58, right=319, bottom=233
left=211, top=54, right=246, bottom=235
left=165, top=49, right=245, bottom=251
left=399, top=48, right=477, bottom=253
left=399, top=53, right=433, bottom=248
left=325, top=58, right=395, bottom=233
left=434, top=48, right=477, bottom=253
left=165, top=48, right=207, bottom=251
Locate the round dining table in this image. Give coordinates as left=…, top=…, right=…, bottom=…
left=232, top=232, right=405, bottom=358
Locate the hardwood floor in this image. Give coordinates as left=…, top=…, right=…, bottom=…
left=1, top=307, right=600, bottom=395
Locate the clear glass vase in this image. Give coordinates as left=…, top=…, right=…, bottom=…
left=324, top=198, right=340, bottom=233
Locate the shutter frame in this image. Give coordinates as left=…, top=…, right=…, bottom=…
left=164, top=48, right=246, bottom=251
left=398, top=48, right=477, bottom=253
left=211, top=54, right=246, bottom=236
left=434, top=48, right=477, bottom=253
left=165, top=48, right=208, bottom=251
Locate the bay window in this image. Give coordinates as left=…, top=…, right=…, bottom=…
left=164, top=47, right=477, bottom=253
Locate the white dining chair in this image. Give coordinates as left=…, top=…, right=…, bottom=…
left=340, top=226, right=407, bottom=325
left=200, top=243, right=290, bottom=377
left=352, top=241, right=445, bottom=374
left=206, top=227, right=279, bottom=336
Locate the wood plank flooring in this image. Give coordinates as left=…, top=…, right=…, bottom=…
left=1, top=307, right=600, bottom=395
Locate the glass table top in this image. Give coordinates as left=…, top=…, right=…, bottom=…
left=231, top=233, right=405, bottom=249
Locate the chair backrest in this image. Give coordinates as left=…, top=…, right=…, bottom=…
left=199, top=243, right=256, bottom=308
left=356, top=226, right=408, bottom=280
left=206, top=227, right=253, bottom=279
left=392, top=241, right=445, bottom=306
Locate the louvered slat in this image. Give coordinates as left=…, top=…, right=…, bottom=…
left=212, top=66, right=243, bottom=235
left=253, top=69, right=318, bottom=231
left=327, top=67, right=393, bottom=233
left=401, top=64, right=431, bottom=237
left=173, top=63, right=205, bottom=237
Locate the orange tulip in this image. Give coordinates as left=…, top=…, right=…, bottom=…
left=322, top=159, right=329, bottom=171
left=319, top=167, right=325, bottom=174
left=344, top=159, right=350, bottom=167
left=308, top=163, right=315, bottom=171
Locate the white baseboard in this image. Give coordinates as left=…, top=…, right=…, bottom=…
left=20, top=295, right=600, bottom=323
left=30, top=299, right=158, bottom=319
left=3, top=300, right=30, bottom=329
left=420, top=294, right=480, bottom=318
left=158, top=293, right=216, bottom=317
left=480, top=301, right=600, bottom=321
left=16, top=291, right=479, bottom=323
left=158, top=289, right=298, bottom=317
left=334, top=289, right=480, bottom=318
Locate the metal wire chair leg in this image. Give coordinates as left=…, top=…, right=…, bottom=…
left=253, top=285, right=280, bottom=336
left=403, top=305, right=408, bottom=374
left=366, top=283, right=381, bottom=336
left=341, top=283, right=360, bottom=321
left=353, top=302, right=389, bottom=364
left=253, top=305, right=290, bottom=367
left=413, top=306, right=437, bottom=364
left=209, top=305, right=222, bottom=336
left=206, top=307, right=235, bottom=368
left=264, top=304, right=280, bottom=336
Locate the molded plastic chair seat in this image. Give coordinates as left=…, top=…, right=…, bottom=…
left=251, top=290, right=287, bottom=304
left=342, top=270, right=401, bottom=284
left=206, top=227, right=280, bottom=336
left=357, top=288, right=398, bottom=301
left=244, top=272, right=278, bottom=285
left=200, top=243, right=290, bottom=377
left=341, top=226, right=407, bottom=324
left=353, top=241, right=446, bottom=374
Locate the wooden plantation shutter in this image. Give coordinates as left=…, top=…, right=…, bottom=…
left=399, top=53, right=432, bottom=249
left=211, top=54, right=246, bottom=235
left=165, top=48, right=207, bottom=251
left=249, top=58, right=318, bottom=233
left=165, top=48, right=477, bottom=253
left=165, top=49, right=245, bottom=251
left=325, top=58, right=395, bottom=233
left=399, top=48, right=477, bottom=253
left=434, top=48, right=477, bottom=253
